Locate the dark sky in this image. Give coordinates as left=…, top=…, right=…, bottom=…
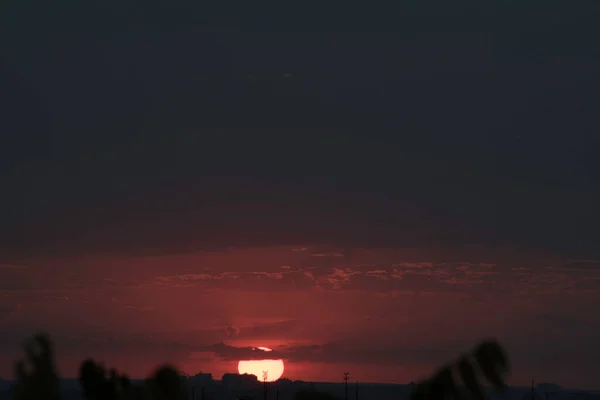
left=1, top=0, right=600, bottom=388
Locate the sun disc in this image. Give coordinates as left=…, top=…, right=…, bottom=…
left=238, top=358, right=284, bottom=382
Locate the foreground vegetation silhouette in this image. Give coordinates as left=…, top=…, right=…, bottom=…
left=295, top=391, right=341, bottom=400
left=13, top=334, right=185, bottom=400
left=409, top=340, right=510, bottom=400
left=10, top=334, right=509, bottom=400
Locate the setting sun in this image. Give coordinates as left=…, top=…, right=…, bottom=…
left=237, top=347, right=284, bottom=382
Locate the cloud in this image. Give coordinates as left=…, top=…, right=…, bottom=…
left=146, top=268, right=316, bottom=292
left=0, top=330, right=195, bottom=357
left=48, top=296, right=69, bottom=301
left=225, top=326, right=240, bottom=337
left=199, top=343, right=276, bottom=361
left=123, top=305, right=155, bottom=312
left=0, top=177, right=498, bottom=261
left=310, top=253, right=343, bottom=257
left=154, top=273, right=213, bottom=288
left=0, top=264, right=28, bottom=269
left=392, top=262, right=434, bottom=269
left=364, top=270, right=388, bottom=280
left=0, top=303, right=22, bottom=320
left=0, top=246, right=597, bottom=386
left=195, top=340, right=479, bottom=367
left=233, top=320, right=297, bottom=339
left=138, top=255, right=600, bottom=297
left=545, top=259, right=600, bottom=279
left=315, top=268, right=361, bottom=289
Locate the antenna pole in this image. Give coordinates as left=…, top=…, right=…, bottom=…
left=263, top=371, right=269, bottom=400
left=343, top=372, right=350, bottom=400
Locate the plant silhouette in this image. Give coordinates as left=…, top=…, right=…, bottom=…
left=13, top=333, right=61, bottom=400
left=12, top=333, right=187, bottom=400
left=12, top=333, right=508, bottom=400
left=410, top=340, right=510, bottom=400
left=79, top=359, right=185, bottom=400
left=146, top=365, right=186, bottom=400
left=79, top=359, right=133, bottom=400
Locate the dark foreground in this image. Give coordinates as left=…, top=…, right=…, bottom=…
left=1, top=379, right=599, bottom=400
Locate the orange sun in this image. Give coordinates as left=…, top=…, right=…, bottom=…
left=237, top=347, right=284, bottom=382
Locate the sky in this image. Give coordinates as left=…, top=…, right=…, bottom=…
left=1, top=0, right=600, bottom=389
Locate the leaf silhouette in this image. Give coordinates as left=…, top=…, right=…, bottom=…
left=429, top=367, right=459, bottom=400
left=474, top=341, right=510, bottom=391
left=410, top=339, right=510, bottom=400
left=458, top=357, right=485, bottom=400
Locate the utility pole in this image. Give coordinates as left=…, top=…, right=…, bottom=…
left=192, top=386, right=195, bottom=400
left=343, top=372, right=350, bottom=400
left=356, top=381, right=358, bottom=400
left=532, top=380, right=535, bottom=400
left=263, top=371, right=269, bottom=400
